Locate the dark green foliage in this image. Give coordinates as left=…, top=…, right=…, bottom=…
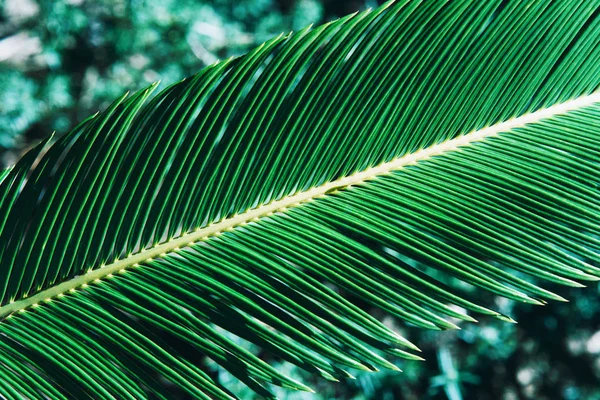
left=0, top=0, right=326, bottom=163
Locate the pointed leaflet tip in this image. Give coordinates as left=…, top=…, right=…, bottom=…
left=283, top=381, right=314, bottom=393
left=443, top=320, right=461, bottom=330
left=461, top=314, right=478, bottom=323
left=386, top=348, right=426, bottom=361
left=412, top=344, right=423, bottom=353
left=569, top=281, right=587, bottom=288
left=523, top=297, right=546, bottom=306
left=375, top=354, right=405, bottom=371
left=543, top=292, right=570, bottom=303
left=388, top=363, right=402, bottom=372
left=571, top=268, right=600, bottom=281
left=394, top=334, right=421, bottom=352
left=353, top=361, right=375, bottom=372
left=496, top=314, right=518, bottom=324
left=316, top=368, right=338, bottom=382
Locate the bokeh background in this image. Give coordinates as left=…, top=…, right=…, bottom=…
left=1, top=0, right=599, bottom=399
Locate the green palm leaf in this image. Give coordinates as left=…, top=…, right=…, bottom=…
left=0, top=168, right=10, bottom=183
left=1, top=0, right=600, bottom=398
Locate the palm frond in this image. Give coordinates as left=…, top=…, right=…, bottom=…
left=0, top=168, right=10, bottom=183
left=1, top=0, right=600, bottom=398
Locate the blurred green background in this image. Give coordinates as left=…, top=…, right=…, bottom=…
left=0, top=0, right=371, bottom=165
left=0, top=0, right=599, bottom=399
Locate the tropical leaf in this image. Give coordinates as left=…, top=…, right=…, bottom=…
left=1, top=0, right=600, bottom=398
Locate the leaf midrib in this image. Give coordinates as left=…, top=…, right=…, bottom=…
left=2, top=92, right=599, bottom=319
